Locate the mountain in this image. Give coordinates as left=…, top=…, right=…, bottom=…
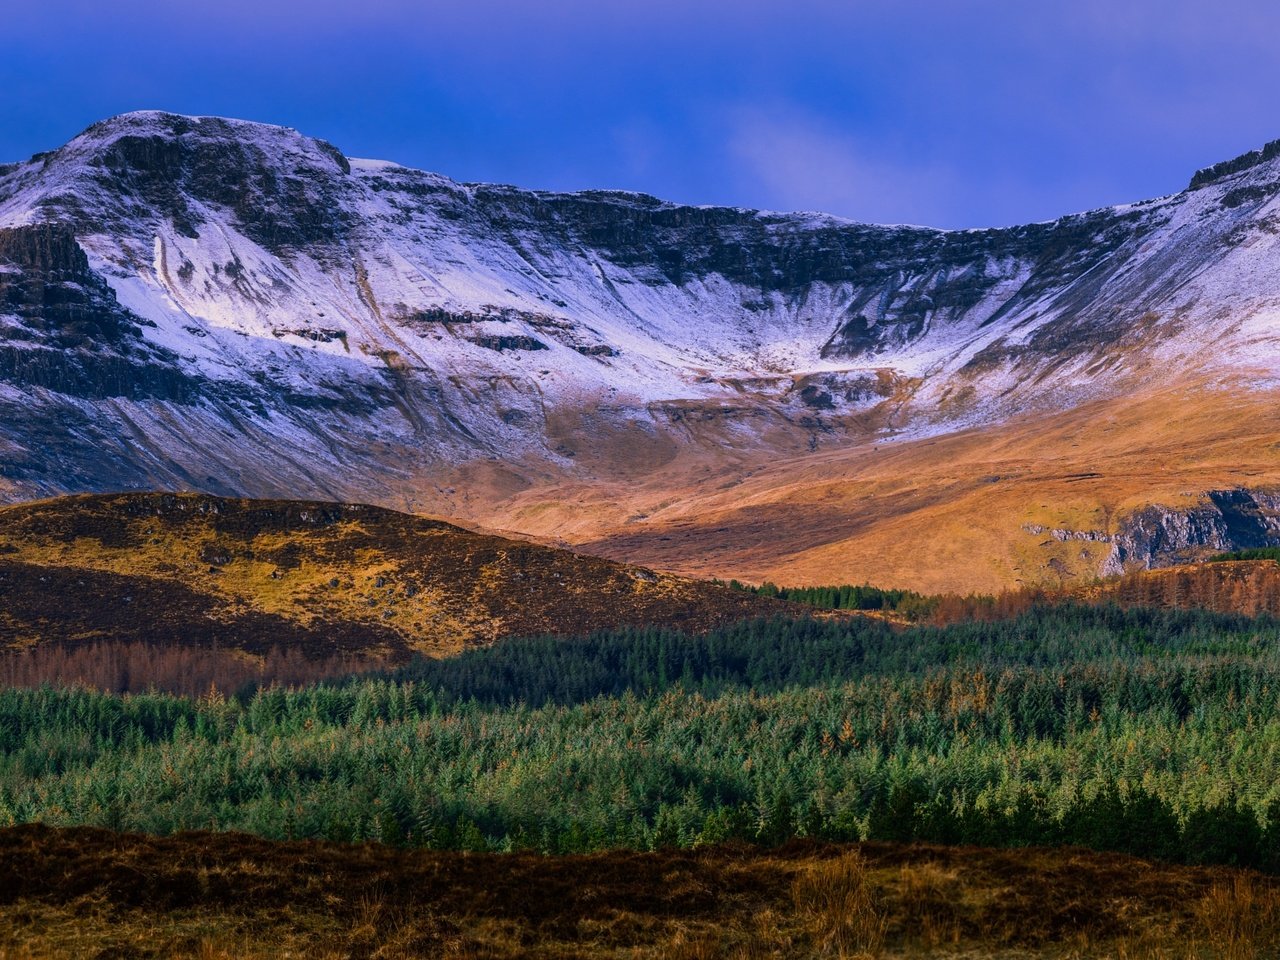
left=3, top=111, right=1280, bottom=588
left=0, top=492, right=783, bottom=661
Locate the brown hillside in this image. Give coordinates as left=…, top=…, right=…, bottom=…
left=2, top=825, right=1277, bottom=958
left=0, top=493, right=785, bottom=663
left=454, top=380, right=1280, bottom=595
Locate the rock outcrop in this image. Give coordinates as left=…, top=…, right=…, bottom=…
left=1103, top=489, right=1280, bottom=575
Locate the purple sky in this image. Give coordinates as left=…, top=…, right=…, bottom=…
left=3, top=1, right=1279, bottom=228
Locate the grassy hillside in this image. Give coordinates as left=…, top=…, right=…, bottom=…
left=0, top=492, right=785, bottom=666
left=470, top=382, right=1280, bottom=594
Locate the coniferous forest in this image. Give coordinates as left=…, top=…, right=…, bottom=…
left=6, top=604, right=1280, bottom=870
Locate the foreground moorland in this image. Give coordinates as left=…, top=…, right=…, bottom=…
left=3, top=826, right=1278, bottom=959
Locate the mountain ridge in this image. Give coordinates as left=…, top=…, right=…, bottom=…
left=4, top=111, right=1280, bottom=587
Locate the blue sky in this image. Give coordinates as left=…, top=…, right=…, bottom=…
left=2, top=1, right=1278, bottom=228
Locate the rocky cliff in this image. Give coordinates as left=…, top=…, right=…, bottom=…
left=1029, top=489, right=1280, bottom=575
left=1105, top=490, right=1280, bottom=574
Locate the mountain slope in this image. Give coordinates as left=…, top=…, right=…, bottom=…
left=0, top=493, right=783, bottom=659
left=519, top=381, right=1280, bottom=593
left=4, top=112, right=1280, bottom=586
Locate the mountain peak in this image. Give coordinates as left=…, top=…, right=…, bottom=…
left=1188, top=137, right=1280, bottom=191
left=13, top=111, right=354, bottom=248
left=58, top=110, right=351, bottom=176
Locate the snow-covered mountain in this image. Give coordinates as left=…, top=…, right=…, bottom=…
left=2, top=111, right=1280, bottom=510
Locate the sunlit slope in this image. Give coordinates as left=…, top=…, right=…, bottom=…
left=478, top=380, right=1280, bottom=593
left=0, top=493, right=782, bottom=658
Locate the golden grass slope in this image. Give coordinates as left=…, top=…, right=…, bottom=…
left=0, top=492, right=783, bottom=661
left=456, top=379, right=1280, bottom=595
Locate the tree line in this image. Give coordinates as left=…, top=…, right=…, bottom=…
left=5, top=605, right=1280, bottom=868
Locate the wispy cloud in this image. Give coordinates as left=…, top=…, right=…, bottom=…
left=726, top=107, right=964, bottom=227
left=7, top=0, right=1280, bottom=229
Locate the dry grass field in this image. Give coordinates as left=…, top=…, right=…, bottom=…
left=0, top=826, right=1276, bottom=959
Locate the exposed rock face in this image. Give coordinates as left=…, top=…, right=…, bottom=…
left=1103, top=490, right=1280, bottom=575
left=1038, top=489, right=1280, bottom=577
left=0, top=223, right=193, bottom=400
left=1188, top=138, right=1280, bottom=190
left=3, top=111, right=1280, bottom=536
left=0, top=223, right=138, bottom=350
